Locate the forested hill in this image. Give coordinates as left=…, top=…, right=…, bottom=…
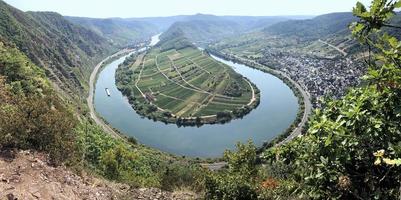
left=163, top=20, right=244, bottom=45
left=0, top=0, right=115, bottom=97
left=264, top=12, right=401, bottom=40
left=152, top=14, right=291, bottom=46
left=65, top=13, right=298, bottom=50
left=132, top=14, right=293, bottom=33
left=263, top=12, right=357, bottom=40
left=262, top=12, right=401, bottom=54
left=65, top=17, right=158, bottom=46
left=157, top=27, right=196, bottom=51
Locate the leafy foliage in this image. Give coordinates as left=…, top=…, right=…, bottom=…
left=204, top=141, right=259, bottom=200
left=0, top=40, right=49, bottom=95
left=0, top=40, right=78, bottom=165
left=77, top=122, right=202, bottom=188
left=261, top=0, right=401, bottom=199
left=0, top=30, right=200, bottom=189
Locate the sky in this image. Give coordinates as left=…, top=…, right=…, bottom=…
left=4, top=0, right=372, bottom=18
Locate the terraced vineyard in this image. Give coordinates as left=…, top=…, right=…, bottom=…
left=116, top=41, right=260, bottom=125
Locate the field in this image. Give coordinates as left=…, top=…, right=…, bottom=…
left=119, top=46, right=257, bottom=120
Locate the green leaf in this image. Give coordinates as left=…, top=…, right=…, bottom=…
left=325, top=133, right=333, bottom=147
left=395, top=0, right=401, bottom=9
left=388, top=36, right=399, bottom=48
left=354, top=2, right=367, bottom=15
left=352, top=23, right=365, bottom=35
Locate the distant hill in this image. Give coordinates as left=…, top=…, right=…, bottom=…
left=157, top=28, right=196, bottom=51
left=263, top=12, right=356, bottom=40
left=66, top=13, right=305, bottom=47
left=164, top=19, right=244, bottom=45
left=133, top=14, right=292, bottom=32
left=262, top=12, right=401, bottom=53
left=0, top=0, right=115, bottom=96
left=65, top=17, right=158, bottom=46
left=157, top=14, right=291, bottom=45
left=216, top=15, right=302, bottom=30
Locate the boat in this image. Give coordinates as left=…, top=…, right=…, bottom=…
left=105, top=88, right=111, bottom=96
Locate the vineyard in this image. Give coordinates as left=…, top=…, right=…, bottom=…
left=116, top=45, right=259, bottom=124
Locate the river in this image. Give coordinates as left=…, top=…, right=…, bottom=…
left=93, top=35, right=298, bottom=157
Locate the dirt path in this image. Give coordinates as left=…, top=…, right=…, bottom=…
left=186, top=57, right=211, bottom=74
left=155, top=55, right=213, bottom=95
left=201, top=162, right=228, bottom=171
left=87, top=49, right=132, bottom=139
left=244, top=78, right=256, bottom=106
left=153, top=54, right=258, bottom=119
left=318, top=39, right=348, bottom=57
left=134, top=54, right=147, bottom=99
left=169, top=57, right=211, bottom=94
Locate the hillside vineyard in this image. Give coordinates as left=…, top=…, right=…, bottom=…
left=116, top=39, right=260, bottom=125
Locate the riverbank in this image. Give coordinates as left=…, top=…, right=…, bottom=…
left=206, top=49, right=312, bottom=147
left=87, top=48, right=134, bottom=139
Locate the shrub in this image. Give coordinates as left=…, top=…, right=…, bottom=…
left=204, top=141, right=259, bottom=200
left=0, top=77, right=78, bottom=165
left=263, top=1, right=401, bottom=198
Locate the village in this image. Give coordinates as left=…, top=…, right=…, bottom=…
left=256, top=50, right=366, bottom=107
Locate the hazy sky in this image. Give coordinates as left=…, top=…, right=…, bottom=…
left=4, top=0, right=372, bottom=18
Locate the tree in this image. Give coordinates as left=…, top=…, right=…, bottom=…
left=263, top=0, right=401, bottom=199
left=204, top=141, right=259, bottom=200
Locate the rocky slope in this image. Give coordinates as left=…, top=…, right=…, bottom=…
left=0, top=150, right=198, bottom=200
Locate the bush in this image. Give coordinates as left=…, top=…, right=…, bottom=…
left=0, top=77, right=78, bottom=165
left=205, top=172, right=258, bottom=200
left=263, top=1, right=401, bottom=199
left=160, top=163, right=203, bottom=191
left=127, top=136, right=138, bottom=145
left=204, top=141, right=259, bottom=200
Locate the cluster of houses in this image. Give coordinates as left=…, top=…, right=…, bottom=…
left=256, top=50, right=366, bottom=107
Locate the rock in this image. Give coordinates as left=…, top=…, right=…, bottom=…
left=6, top=193, right=16, bottom=200
left=64, top=176, right=72, bottom=185
left=8, top=175, right=21, bottom=183
left=31, top=191, right=41, bottom=199
left=5, top=186, right=15, bottom=190
left=0, top=150, right=199, bottom=200
left=0, top=173, right=7, bottom=183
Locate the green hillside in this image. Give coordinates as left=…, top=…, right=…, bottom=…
left=0, top=16, right=200, bottom=193
left=133, top=14, right=291, bottom=33
left=65, top=17, right=158, bottom=46
left=0, top=0, right=115, bottom=98
left=164, top=19, right=245, bottom=45
left=264, top=12, right=356, bottom=40
left=153, top=14, right=291, bottom=46
left=0, top=0, right=204, bottom=193
left=1, top=0, right=401, bottom=199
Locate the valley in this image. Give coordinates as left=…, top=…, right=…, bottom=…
left=1, top=0, right=401, bottom=199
